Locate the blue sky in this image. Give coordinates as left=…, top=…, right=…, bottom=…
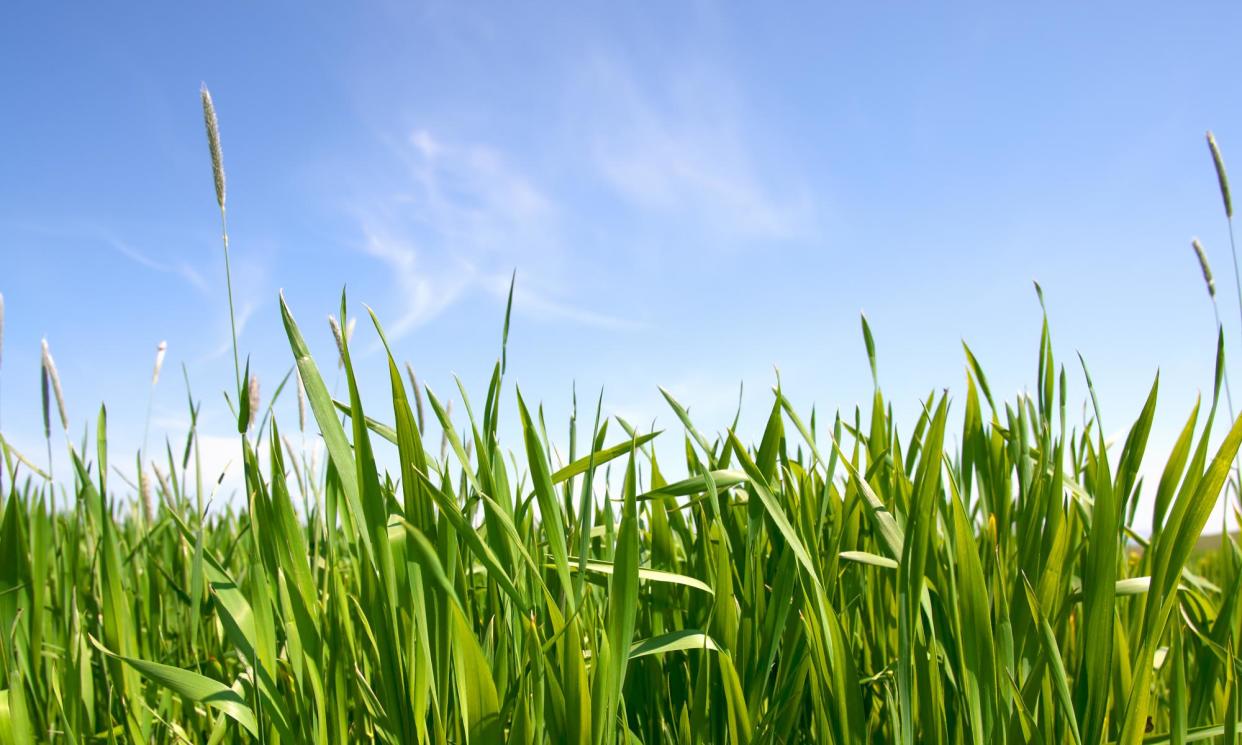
left=3, top=3, right=1242, bottom=521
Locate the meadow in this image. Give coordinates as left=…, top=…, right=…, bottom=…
left=1, top=87, right=1242, bottom=744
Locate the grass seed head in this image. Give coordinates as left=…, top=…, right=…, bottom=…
left=406, top=362, right=425, bottom=431
left=0, top=291, right=5, bottom=372
left=40, top=362, right=50, bottom=439
left=296, top=369, right=307, bottom=433
left=140, top=467, right=153, bottom=523
left=329, top=317, right=356, bottom=368
left=247, top=374, right=260, bottom=431
left=200, top=84, right=226, bottom=211
left=329, top=314, right=345, bottom=368
left=152, top=341, right=168, bottom=386
left=441, top=399, right=452, bottom=461
left=41, top=338, right=68, bottom=431
left=1192, top=238, right=1216, bottom=297
left=1208, top=130, right=1232, bottom=219
left=152, top=464, right=173, bottom=509
left=281, top=433, right=298, bottom=464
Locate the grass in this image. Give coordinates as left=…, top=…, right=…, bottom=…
left=2, top=91, right=1242, bottom=744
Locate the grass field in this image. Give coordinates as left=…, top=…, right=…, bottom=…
left=2, top=88, right=1242, bottom=745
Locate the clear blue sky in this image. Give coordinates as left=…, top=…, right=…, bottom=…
left=3, top=3, right=1241, bottom=522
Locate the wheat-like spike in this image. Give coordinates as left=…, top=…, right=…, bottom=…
left=296, top=369, right=307, bottom=433
left=1208, top=131, right=1232, bottom=219
left=40, top=361, right=50, bottom=440
left=1193, top=238, right=1216, bottom=297
left=152, top=464, right=173, bottom=508
left=41, top=339, right=69, bottom=431
left=280, top=433, right=299, bottom=464
left=405, top=362, right=425, bottom=431
left=441, top=399, right=452, bottom=462
left=152, top=341, right=168, bottom=386
left=201, top=84, right=226, bottom=210
left=248, top=375, right=261, bottom=431
left=343, top=319, right=357, bottom=369
left=140, top=467, right=154, bottom=523
left=329, top=315, right=345, bottom=368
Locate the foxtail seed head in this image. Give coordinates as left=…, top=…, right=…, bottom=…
left=1193, top=238, right=1216, bottom=297
left=41, top=339, right=68, bottom=431
left=200, top=85, right=226, bottom=210
left=40, top=362, right=50, bottom=439
left=281, top=434, right=298, bottom=467
left=140, top=467, right=153, bottom=523
left=152, top=341, right=168, bottom=386
left=153, top=465, right=173, bottom=510
left=328, top=315, right=345, bottom=367
left=406, top=362, right=425, bottom=431
left=1208, top=131, right=1232, bottom=219
left=296, top=370, right=307, bottom=433
left=328, top=316, right=356, bottom=369
left=247, top=375, right=260, bottom=431
left=441, top=399, right=453, bottom=461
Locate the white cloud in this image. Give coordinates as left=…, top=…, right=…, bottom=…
left=106, top=235, right=211, bottom=294
left=200, top=299, right=258, bottom=363
left=2, top=219, right=212, bottom=294
left=583, top=56, right=817, bottom=241
left=477, top=272, right=638, bottom=331
left=607, top=373, right=748, bottom=443
left=358, top=227, right=473, bottom=340
left=2, top=218, right=267, bottom=368
left=354, top=129, right=633, bottom=341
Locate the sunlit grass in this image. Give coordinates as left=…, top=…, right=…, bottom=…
left=2, top=89, right=1242, bottom=745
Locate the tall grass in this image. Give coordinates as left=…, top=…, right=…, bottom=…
left=1, top=92, right=1242, bottom=745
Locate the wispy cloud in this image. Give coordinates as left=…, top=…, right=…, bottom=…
left=610, top=372, right=748, bottom=433
left=353, top=129, right=633, bottom=341
left=105, top=235, right=211, bottom=293
left=357, top=226, right=473, bottom=340
left=3, top=219, right=211, bottom=293
left=582, top=56, right=817, bottom=241
left=476, top=272, right=638, bottom=330
left=200, top=300, right=257, bottom=363
left=4, top=217, right=256, bottom=364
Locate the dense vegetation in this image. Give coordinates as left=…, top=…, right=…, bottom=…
left=2, top=88, right=1242, bottom=744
